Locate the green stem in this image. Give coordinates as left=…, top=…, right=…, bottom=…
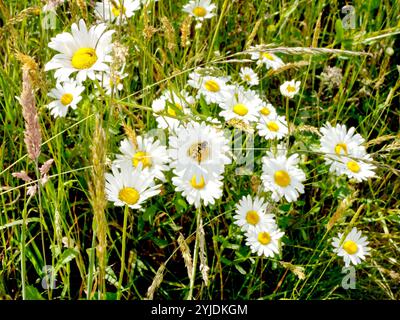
left=20, top=194, right=33, bottom=300
left=285, top=97, right=290, bottom=147
left=87, top=229, right=96, bottom=300
left=187, top=205, right=201, bottom=300
left=117, top=205, right=129, bottom=300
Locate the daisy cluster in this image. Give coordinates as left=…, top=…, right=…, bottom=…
left=43, top=2, right=376, bottom=267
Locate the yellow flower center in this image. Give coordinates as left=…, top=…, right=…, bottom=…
left=60, top=93, right=73, bottom=106
left=233, top=103, right=249, bottom=116
left=190, top=175, right=206, bottom=189
left=343, top=240, right=358, bottom=255
left=192, top=6, right=207, bottom=17
left=71, top=48, right=98, bottom=70
left=244, top=74, right=251, bottom=82
left=167, top=103, right=183, bottom=117
left=132, top=151, right=152, bottom=169
left=347, top=161, right=360, bottom=173
left=267, top=121, right=279, bottom=132
left=334, top=143, right=348, bottom=156
left=257, top=231, right=271, bottom=245
left=287, top=85, right=296, bottom=93
left=245, top=210, right=260, bottom=225
left=262, top=52, right=275, bottom=61
left=260, top=107, right=270, bottom=116
left=112, top=5, right=126, bottom=17
left=274, top=170, right=291, bottom=187
left=118, top=187, right=140, bottom=205
left=204, top=79, right=220, bottom=92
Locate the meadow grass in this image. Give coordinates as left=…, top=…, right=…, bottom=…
left=0, top=0, right=399, bottom=300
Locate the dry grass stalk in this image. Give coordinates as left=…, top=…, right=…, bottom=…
left=89, top=116, right=108, bottom=298
left=178, top=233, right=193, bottom=282
left=122, top=121, right=138, bottom=149
left=19, top=63, right=42, bottom=162
left=161, top=16, right=176, bottom=52
left=180, top=15, right=192, bottom=48
left=146, top=263, right=166, bottom=300
left=143, top=11, right=158, bottom=40
left=327, top=192, right=358, bottom=231
left=198, top=218, right=209, bottom=287
left=280, top=261, right=305, bottom=280
left=245, top=19, right=261, bottom=49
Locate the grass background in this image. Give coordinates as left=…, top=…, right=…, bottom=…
left=0, top=0, right=399, bottom=300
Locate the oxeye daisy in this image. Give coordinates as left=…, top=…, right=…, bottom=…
left=239, top=67, right=259, bottom=87
left=245, top=225, right=284, bottom=258
left=261, top=153, right=306, bottom=202
left=280, top=80, right=301, bottom=98
left=219, top=86, right=262, bottom=124
left=105, top=163, right=161, bottom=209
left=257, top=102, right=277, bottom=119
left=169, top=121, right=231, bottom=181
left=152, top=89, right=194, bottom=131
left=233, top=195, right=276, bottom=232
left=336, top=151, right=376, bottom=182
left=114, top=135, right=170, bottom=181
left=95, top=0, right=141, bottom=24
left=45, top=19, right=114, bottom=82
left=97, top=69, right=128, bottom=95
left=332, top=227, right=371, bottom=267
left=188, top=70, right=231, bottom=104
left=257, top=114, right=288, bottom=140
left=172, top=171, right=223, bottom=208
left=182, top=0, right=216, bottom=21
left=47, top=81, right=85, bottom=118
left=319, top=122, right=365, bottom=173
left=248, top=47, right=285, bottom=70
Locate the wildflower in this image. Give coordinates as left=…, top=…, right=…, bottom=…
left=249, top=47, right=284, bottom=70
left=245, top=225, right=284, bottom=258
left=47, top=81, right=85, bottom=117
left=280, top=80, right=301, bottom=98
left=95, top=0, right=141, bottom=24
left=188, top=70, right=230, bottom=104
left=257, top=114, right=288, bottom=140
left=183, top=0, right=216, bottom=21
left=239, top=67, right=259, bottom=86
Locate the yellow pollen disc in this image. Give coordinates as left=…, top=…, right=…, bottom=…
left=244, top=75, right=251, bottom=81
left=167, top=103, right=183, bottom=117
left=260, top=107, right=270, bottom=116
left=204, top=80, right=220, bottom=92
left=132, top=151, right=152, bottom=169
left=334, top=143, right=348, bottom=156
left=118, top=187, right=140, bottom=205
left=192, top=6, right=207, bottom=17
left=343, top=240, right=358, bottom=255
left=286, top=85, right=296, bottom=93
left=262, top=52, right=275, bottom=61
left=258, top=231, right=271, bottom=245
left=347, top=161, right=360, bottom=173
left=274, top=170, right=291, bottom=187
left=267, top=121, right=279, bottom=132
left=71, top=48, right=98, bottom=70
left=60, top=93, right=73, bottom=106
left=233, top=103, right=249, bottom=116
left=112, top=5, right=126, bottom=17
left=190, top=175, right=206, bottom=189
left=245, top=210, right=260, bottom=225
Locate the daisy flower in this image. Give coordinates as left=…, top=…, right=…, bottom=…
left=332, top=227, right=371, bottom=267
left=169, top=121, right=231, bottom=181
left=182, top=0, right=216, bottom=21
left=258, top=102, right=277, bottom=119
left=280, top=80, right=301, bottom=98
left=336, top=150, right=376, bottom=182
left=319, top=122, right=365, bottom=174
left=105, top=163, right=161, bottom=209
left=95, top=0, right=141, bottom=24
left=261, top=153, right=306, bottom=202
left=45, top=19, right=114, bottom=82
left=114, top=135, right=170, bottom=181
left=257, top=114, right=288, bottom=140
left=172, top=171, right=223, bottom=208
left=245, top=225, right=284, bottom=258
left=188, top=70, right=231, bottom=104
left=47, top=81, right=85, bottom=118
left=239, top=67, right=259, bottom=86
left=152, top=89, right=195, bottom=131
left=97, top=69, right=128, bottom=95
left=233, top=195, right=276, bottom=232
left=219, top=86, right=262, bottom=124
left=248, top=47, right=285, bottom=70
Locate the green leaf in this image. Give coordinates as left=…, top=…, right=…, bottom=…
left=25, top=285, right=44, bottom=300
left=54, top=248, right=79, bottom=273
left=335, top=19, right=344, bottom=44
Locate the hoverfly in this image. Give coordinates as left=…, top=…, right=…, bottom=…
left=187, top=141, right=210, bottom=163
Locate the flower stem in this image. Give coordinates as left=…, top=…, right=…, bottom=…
left=187, top=205, right=201, bottom=300
left=117, top=205, right=129, bottom=300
